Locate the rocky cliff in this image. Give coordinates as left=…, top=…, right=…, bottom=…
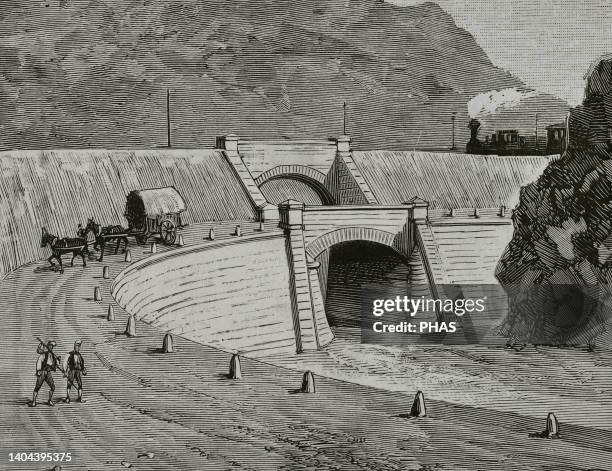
left=496, top=55, right=612, bottom=346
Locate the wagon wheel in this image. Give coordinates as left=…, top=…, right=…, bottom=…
left=160, top=219, right=177, bottom=245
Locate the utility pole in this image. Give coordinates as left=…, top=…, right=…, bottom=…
left=564, top=111, right=570, bottom=153
left=167, top=88, right=171, bottom=148
left=343, top=101, right=347, bottom=135
left=535, top=112, right=539, bottom=154
left=451, top=112, right=457, bottom=150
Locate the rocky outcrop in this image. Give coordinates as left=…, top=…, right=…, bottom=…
left=496, top=56, right=612, bottom=346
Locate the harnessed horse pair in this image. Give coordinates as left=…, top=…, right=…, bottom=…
left=40, top=219, right=129, bottom=273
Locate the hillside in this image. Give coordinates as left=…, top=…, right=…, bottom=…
left=0, top=0, right=543, bottom=151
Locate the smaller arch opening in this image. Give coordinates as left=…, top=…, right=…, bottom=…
left=259, top=174, right=334, bottom=205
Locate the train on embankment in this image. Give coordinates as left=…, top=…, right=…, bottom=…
left=466, top=119, right=568, bottom=156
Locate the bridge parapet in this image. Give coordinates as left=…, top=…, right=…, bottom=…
left=300, top=202, right=428, bottom=259
left=427, top=206, right=512, bottom=222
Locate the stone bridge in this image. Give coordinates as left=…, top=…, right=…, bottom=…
left=202, top=135, right=532, bottom=354
left=278, top=199, right=429, bottom=352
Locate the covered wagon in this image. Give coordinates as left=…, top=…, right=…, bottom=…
left=124, top=186, right=186, bottom=245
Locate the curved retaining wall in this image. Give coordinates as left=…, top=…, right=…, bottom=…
left=112, top=233, right=298, bottom=357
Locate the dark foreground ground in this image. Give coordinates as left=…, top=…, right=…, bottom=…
left=1, top=227, right=611, bottom=470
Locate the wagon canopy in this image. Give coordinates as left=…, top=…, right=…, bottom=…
left=125, top=187, right=186, bottom=225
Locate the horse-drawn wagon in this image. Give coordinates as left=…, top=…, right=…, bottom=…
left=78, top=186, right=187, bottom=262
left=124, top=186, right=186, bottom=246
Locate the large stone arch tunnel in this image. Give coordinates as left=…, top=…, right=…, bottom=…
left=321, top=239, right=415, bottom=329
left=303, top=226, right=433, bottom=331
left=304, top=227, right=407, bottom=319
left=279, top=200, right=431, bottom=351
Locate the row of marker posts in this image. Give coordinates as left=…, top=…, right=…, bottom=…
left=207, top=221, right=266, bottom=242
left=96, top=263, right=313, bottom=390
left=96, top=223, right=258, bottom=376
left=98, top=290, right=561, bottom=431
left=93, top=222, right=562, bottom=436
left=447, top=206, right=507, bottom=218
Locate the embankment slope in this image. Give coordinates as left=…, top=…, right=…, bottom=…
left=352, top=151, right=552, bottom=208
left=0, top=148, right=257, bottom=276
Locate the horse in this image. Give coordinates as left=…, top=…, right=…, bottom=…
left=77, top=219, right=99, bottom=256
left=83, top=218, right=129, bottom=261
left=40, top=228, right=87, bottom=274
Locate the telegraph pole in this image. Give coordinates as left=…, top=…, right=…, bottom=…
left=167, top=88, right=171, bottom=148
left=535, top=112, right=539, bottom=154
left=451, top=112, right=457, bottom=150
left=343, top=101, right=347, bottom=135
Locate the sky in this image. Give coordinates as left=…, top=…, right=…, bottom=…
left=388, top=0, right=612, bottom=106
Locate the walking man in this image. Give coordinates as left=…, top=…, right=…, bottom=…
left=64, top=340, right=87, bottom=403
left=31, top=340, right=60, bottom=407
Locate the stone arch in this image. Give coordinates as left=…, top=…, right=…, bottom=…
left=305, top=227, right=406, bottom=260
left=255, top=165, right=334, bottom=205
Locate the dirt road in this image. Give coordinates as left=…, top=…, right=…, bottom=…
left=1, top=235, right=611, bottom=470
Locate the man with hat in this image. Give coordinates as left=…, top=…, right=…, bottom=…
left=64, top=340, right=86, bottom=403
left=31, top=340, right=59, bottom=407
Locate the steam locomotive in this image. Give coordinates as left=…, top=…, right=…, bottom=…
left=467, top=120, right=567, bottom=156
